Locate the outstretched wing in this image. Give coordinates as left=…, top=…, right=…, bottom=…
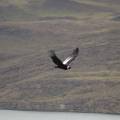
left=49, top=50, right=64, bottom=66
left=63, top=48, right=79, bottom=65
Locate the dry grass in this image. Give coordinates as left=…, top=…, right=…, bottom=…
left=0, top=0, right=120, bottom=114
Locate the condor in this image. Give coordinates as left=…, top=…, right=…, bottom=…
left=49, top=48, right=79, bottom=70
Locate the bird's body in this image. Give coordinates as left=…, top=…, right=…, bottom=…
left=55, top=64, right=69, bottom=70
left=49, top=48, right=79, bottom=70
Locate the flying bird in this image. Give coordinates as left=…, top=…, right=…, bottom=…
left=49, top=48, right=79, bottom=70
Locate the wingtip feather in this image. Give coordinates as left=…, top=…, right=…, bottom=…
left=74, top=47, right=79, bottom=55
left=49, top=50, right=56, bottom=57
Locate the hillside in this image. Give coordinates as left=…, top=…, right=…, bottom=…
left=0, top=0, right=120, bottom=114
left=0, top=0, right=120, bottom=21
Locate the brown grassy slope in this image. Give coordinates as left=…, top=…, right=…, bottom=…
left=0, top=17, right=120, bottom=113
left=0, top=0, right=120, bottom=114
left=0, top=0, right=120, bottom=21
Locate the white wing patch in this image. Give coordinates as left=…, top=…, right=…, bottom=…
left=63, top=57, right=72, bottom=65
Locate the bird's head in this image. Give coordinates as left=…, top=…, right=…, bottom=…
left=67, top=65, right=71, bottom=70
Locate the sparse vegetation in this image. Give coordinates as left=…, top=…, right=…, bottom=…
left=0, top=0, right=120, bottom=114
